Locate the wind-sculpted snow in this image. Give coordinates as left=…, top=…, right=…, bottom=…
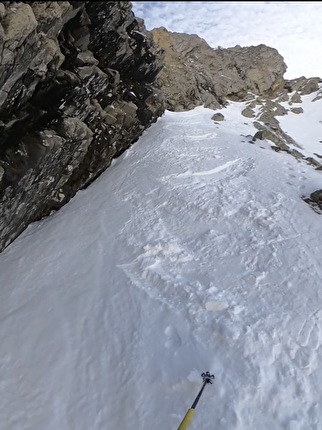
left=1, top=105, right=322, bottom=429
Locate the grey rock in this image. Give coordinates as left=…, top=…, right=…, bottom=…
left=2, top=3, right=37, bottom=50
left=291, top=107, right=303, bottom=114
left=312, top=89, right=322, bottom=102
left=274, top=104, right=288, bottom=116
left=288, top=149, right=304, bottom=160
left=253, top=129, right=289, bottom=150
left=75, top=50, right=99, bottom=66
left=0, top=1, right=164, bottom=252
left=152, top=27, right=287, bottom=111
left=300, top=78, right=320, bottom=95
left=31, top=2, right=73, bottom=38
left=310, top=190, right=322, bottom=202
left=247, top=101, right=257, bottom=109
left=258, top=111, right=280, bottom=127
left=303, top=189, right=322, bottom=214
left=241, top=107, right=255, bottom=118
left=290, top=92, right=302, bottom=103
left=253, top=121, right=265, bottom=131
left=0, top=3, right=5, bottom=19
left=285, top=76, right=322, bottom=95
left=305, top=157, right=322, bottom=168
left=212, top=113, right=225, bottom=121
left=276, top=92, right=289, bottom=103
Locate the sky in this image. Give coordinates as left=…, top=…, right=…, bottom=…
left=1, top=87, right=322, bottom=429
left=132, top=1, right=322, bottom=80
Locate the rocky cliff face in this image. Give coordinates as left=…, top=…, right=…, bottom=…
left=152, top=27, right=287, bottom=111
left=0, top=1, right=164, bottom=252
left=1, top=5, right=321, bottom=253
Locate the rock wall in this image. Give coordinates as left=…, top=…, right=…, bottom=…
left=0, top=1, right=164, bottom=252
left=152, top=27, right=287, bottom=110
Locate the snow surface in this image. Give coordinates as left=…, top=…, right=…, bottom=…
left=1, top=99, right=322, bottom=430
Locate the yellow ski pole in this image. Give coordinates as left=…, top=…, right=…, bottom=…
left=177, top=371, right=215, bottom=430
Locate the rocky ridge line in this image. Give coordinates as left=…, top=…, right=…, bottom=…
left=152, top=27, right=322, bottom=213
left=0, top=1, right=164, bottom=252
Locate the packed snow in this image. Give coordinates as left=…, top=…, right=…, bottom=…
left=1, top=96, right=322, bottom=430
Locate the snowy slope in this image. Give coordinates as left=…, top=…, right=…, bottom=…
left=1, top=99, right=322, bottom=430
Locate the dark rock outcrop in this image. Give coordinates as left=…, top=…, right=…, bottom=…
left=303, top=190, right=322, bottom=214
left=151, top=27, right=287, bottom=111
left=212, top=113, right=224, bottom=122
left=0, top=1, right=164, bottom=252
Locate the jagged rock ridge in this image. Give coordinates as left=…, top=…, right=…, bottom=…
left=0, top=1, right=164, bottom=252
left=152, top=27, right=287, bottom=110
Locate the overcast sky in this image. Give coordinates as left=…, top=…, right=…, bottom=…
left=132, top=1, right=322, bottom=79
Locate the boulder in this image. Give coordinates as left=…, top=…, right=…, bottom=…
left=212, top=113, right=225, bottom=121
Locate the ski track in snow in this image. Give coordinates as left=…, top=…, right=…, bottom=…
left=1, top=105, right=322, bottom=430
